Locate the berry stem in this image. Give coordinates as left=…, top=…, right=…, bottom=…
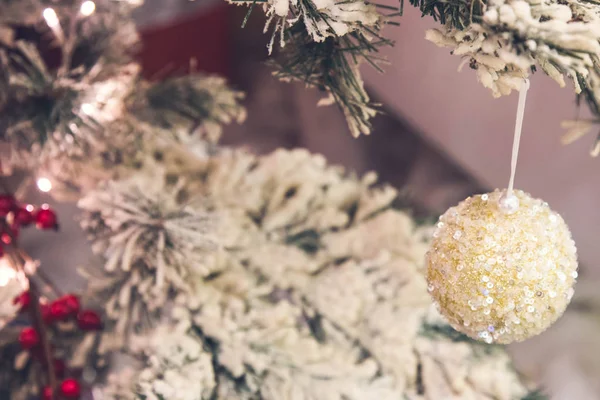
left=28, top=280, right=58, bottom=391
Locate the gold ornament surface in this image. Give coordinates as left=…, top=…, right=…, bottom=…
left=426, top=189, right=578, bottom=344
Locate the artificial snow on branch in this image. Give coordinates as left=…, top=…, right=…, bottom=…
left=269, top=24, right=387, bottom=137
left=101, top=319, right=215, bottom=400
left=229, top=0, right=395, bottom=136
left=426, top=0, right=600, bottom=97
left=129, top=75, right=247, bottom=143
left=0, top=0, right=138, bottom=163
left=78, top=169, right=217, bottom=350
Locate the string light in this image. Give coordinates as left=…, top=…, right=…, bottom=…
left=80, top=1, right=96, bottom=16
left=37, top=177, right=53, bottom=193
left=42, top=8, right=60, bottom=28
left=80, top=103, right=94, bottom=116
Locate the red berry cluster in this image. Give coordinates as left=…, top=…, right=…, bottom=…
left=13, top=292, right=103, bottom=399
left=0, top=194, right=58, bottom=257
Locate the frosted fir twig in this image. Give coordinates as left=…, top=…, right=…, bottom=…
left=269, top=24, right=388, bottom=137
left=424, top=0, right=600, bottom=151
left=227, top=0, right=381, bottom=50
left=101, top=321, right=216, bottom=400
left=426, top=0, right=600, bottom=96
left=128, top=75, right=247, bottom=144
left=78, top=175, right=218, bottom=349
left=229, top=0, right=392, bottom=136
left=0, top=0, right=138, bottom=163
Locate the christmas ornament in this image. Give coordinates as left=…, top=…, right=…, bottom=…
left=35, top=205, right=58, bottom=230
left=77, top=310, right=102, bottom=331
left=60, top=378, right=81, bottom=398
left=18, top=327, right=40, bottom=349
left=426, top=80, right=578, bottom=344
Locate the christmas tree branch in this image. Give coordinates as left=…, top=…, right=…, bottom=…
left=268, top=24, right=389, bottom=136
left=408, top=0, right=485, bottom=29
left=231, top=0, right=391, bottom=136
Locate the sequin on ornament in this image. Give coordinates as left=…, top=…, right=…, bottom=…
left=426, top=189, right=578, bottom=344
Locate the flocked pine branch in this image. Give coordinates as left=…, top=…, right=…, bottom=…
left=128, top=75, right=247, bottom=143
left=229, top=0, right=394, bottom=137
left=0, top=0, right=138, bottom=163
left=77, top=167, right=217, bottom=352
left=423, top=0, right=600, bottom=154
left=269, top=23, right=390, bottom=137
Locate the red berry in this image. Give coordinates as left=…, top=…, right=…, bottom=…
left=14, top=205, right=35, bottom=227
left=0, top=194, right=16, bottom=217
left=60, top=378, right=81, bottom=399
left=18, top=327, right=39, bottom=350
left=77, top=310, right=103, bottom=331
left=35, top=205, right=58, bottom=230
left=53, top=359, right=66, bottom=378
left=49, top=299, right=71, bottom=321
left=41, top=386, right=53, bottom=400
left=12, top=291, right=31, bottom=312
left=48, top=295, right=80, bottom=321
left=59, top=294, right=80, bottom=316
left=40, top=303, right=54, bottom=324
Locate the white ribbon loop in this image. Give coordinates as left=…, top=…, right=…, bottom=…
left=507, top=79, right=530, bottom=195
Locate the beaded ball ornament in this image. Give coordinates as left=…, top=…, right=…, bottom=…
left=426, top=189, right=578, bottom=344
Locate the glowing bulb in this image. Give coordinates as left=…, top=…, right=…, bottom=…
left=0, top=261, right=16, bottom=287
left=43, top=8, right=60, bottom=28
left=37, top=177, right=53, bottom=193
left=80, top=1, right=96, bottom=16
left=81, top=103, right=94, bottom=115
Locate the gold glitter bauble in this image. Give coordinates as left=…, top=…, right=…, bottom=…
left=426, top=189, right=578, bottom=344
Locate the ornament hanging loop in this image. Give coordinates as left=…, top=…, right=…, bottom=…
left=507, top=79, right=530, bottom=196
